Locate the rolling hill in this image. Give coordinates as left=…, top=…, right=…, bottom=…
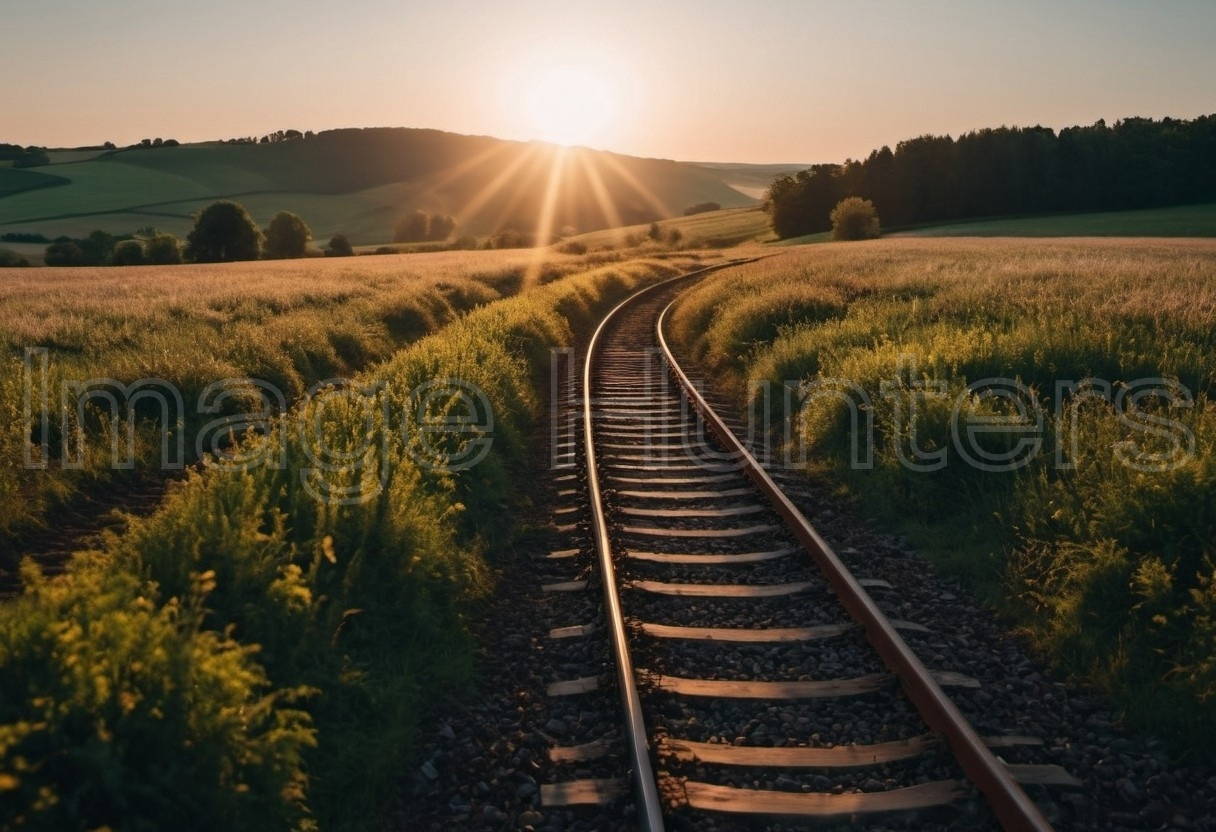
left=0, top=128, right=761, bottom=245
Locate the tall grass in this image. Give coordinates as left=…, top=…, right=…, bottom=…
left=670, top=238, right=1216, bottom=759
left=0, top=255, right=693, bottom=830
left=0, top=250, right=707, bottom=564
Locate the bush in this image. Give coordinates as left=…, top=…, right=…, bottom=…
left=393, top=211, right=430, bottom=243
left=325, top=234, right=354, bottom=257
left=829, top=197, right=881, bottom=240
left=487, top=229, right=530, bottom=250
left=264, top=212, right=313, bottom=260
left=186, top=202, right=264, bottom=263
left=0, top=562, right=315, bottom=831
left=146, top=233, right=183, bottom=265
left=43, top=240, right=87, bottom=267
left=427, top=214, right=456, bottom=242
left=109, top=239, right=146, bottom=266
left=684, top=201, right=721, bottom=216
left=395, top=212, right=458, bottom=244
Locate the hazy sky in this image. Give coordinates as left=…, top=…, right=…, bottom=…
left=4, top=0, right=1215, bottom=163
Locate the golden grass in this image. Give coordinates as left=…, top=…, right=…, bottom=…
left=566, top=205, right=774, bottom=250
left=670, top=236, right=1216, bottom=758
left=0, top=248, right=713, bottom=540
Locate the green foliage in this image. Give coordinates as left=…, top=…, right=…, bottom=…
left=109, top=239, right=146, bottom=266
left=0, top=562, right=315, bottom=832
left=325, top=234, right=353, bottom=257
left=186, top=202, right=264, bottom=263
left=145, top=233, right=183, bottom=265
left=830, top=197, right=880, bottom=240
left=766, top=114, right=1216, bottom=237
left=10, top=148, right=49, bottom=169
left=264, top=212, right=313, bottom=260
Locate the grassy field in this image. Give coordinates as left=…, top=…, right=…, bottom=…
left=670, top=238, right=1216, bottom=760
left=0, top=130, right=756, bottom=245
left=893, top=201, right=1216, bottom=237
left=568, top=205, right=775, bottom=249
left=0, top=251, right=714, bottom=830
left=0, top=248, right=712, bottom=551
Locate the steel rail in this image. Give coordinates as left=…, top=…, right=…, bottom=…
left=654, top=298, right=1055, bottom=832
left=581, top=260, right=752, bottom=832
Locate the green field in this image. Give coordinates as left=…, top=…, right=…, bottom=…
left=670, top=237, right=1216, bottom=760
left=893, top=201, right=1216, bottom=237
left=0, top=130, right=758, bottom=246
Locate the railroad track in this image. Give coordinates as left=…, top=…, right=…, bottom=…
left=536, top=268, right=1077, bottom=830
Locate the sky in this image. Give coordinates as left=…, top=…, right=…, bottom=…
left=4, top=0, right=1215, bottom=164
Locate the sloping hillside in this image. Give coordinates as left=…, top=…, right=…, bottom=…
left=0, top=128, right=756, bottom=244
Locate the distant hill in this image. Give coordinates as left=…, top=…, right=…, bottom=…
left=691, top=162, right=811, bottom=200
left=0, top=128, right=759, bottom=245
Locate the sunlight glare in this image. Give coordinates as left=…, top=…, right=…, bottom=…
left=526, top=66, right=615, bottom=147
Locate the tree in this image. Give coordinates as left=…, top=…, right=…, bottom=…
left=185, top=201, right=264, bottom=262
left=109, top=240, right=146, bottom=266
left=146, top=233, right=183, bottom=265
left=326, top=234, right=354, bottom=257
left=829, top=197, right=881, bottom=241
left=393, top=211, right=430, bottom=243
left=79, top=230, right=119, bottom=264
left=427, top=214, right=456, bottom=241
left=263, top=211, right=312, bottom=259
left=43, top=240, right=86, bottom=266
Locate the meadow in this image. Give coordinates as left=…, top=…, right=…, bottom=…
left=669, top=237, right=1216, bottom=759
left=0, top=249, right=714, bottom=830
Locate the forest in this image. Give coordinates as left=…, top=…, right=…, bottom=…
left=767, top=115, right=1216, bottom=237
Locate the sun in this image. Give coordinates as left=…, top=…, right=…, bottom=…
left=525, top=65, right=616, bottom=147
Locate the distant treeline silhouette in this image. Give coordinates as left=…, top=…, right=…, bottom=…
left=767, top=115, right=1216, bottom=237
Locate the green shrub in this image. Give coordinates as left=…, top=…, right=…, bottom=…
left=264, top=212, right=313, bottom=260
left=109, top=239, right=146, bottom=266
left=186, top=202, right=264, bottom=263
left=145, top=233, right=183, bottom=265
left=830, top=196, right=881, bottom=241
left=0, top=561, right=314, bottom=832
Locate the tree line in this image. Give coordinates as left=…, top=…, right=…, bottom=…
left=35, top=201, right=470, bottom=266
left=767, top=114, right=1216, bottom=238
